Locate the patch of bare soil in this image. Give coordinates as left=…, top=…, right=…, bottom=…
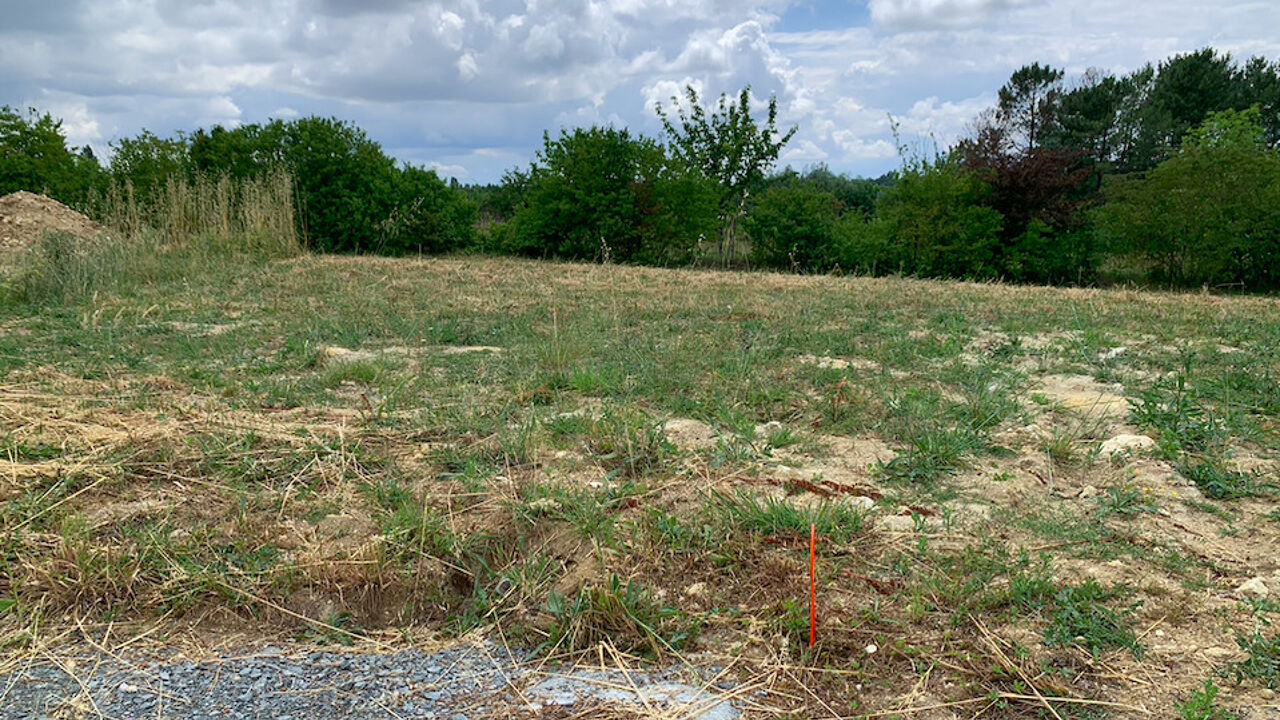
left=662, top=418, right=720, bottom=452
left=0, top=190, right=102, bottom=258
left=1033, top=373, right=1129, bottom=419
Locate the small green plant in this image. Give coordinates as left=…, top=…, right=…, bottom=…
left=1178, top=460, right=1273, bottom=501
left=364, top=477, right=464, bottom=561
left=711, top=489, right=867, bottom=542
left=512, top=481, right=642, bottom=545
left=580, top=410, right=676, bottom=478
left=644, top=508, right=714, bottom=553
left=777, top=598, right=810, bottom=639
left=301, top=612, right=357, bottom=646
left=1130, top=370, right=1226, bottom=455
left=1043, top=429, right=1077, bottom=467
left=1227, top=632, right=1280, bottom=689
left=879, top=427, right=984, bottom=485
left=1043, top=579, right=1143, bottom=659
left=1094, top=485, right=1158, bottom=518
left=1130, top=369, right=1274, bottom=500
left=320, top=358, right=382, bottom=387
left=543, top=574, right=692, bottom=657
left=1177, top=680, right=1238, bottom=720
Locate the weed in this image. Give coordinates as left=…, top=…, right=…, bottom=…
left=711, top=489, right=866, bottom=542
left=1094, top=485, right=1158, bottom=518
left=512, top=481, right=642, bottom=545
left=1130, top=371, right=1227, bottom=455
left=1043, top=429, right=1077, bottom=467
left=1043, top=579, right=1142, bottom=659
left=543, top=574, right=692, bottom=657
left=320, top=358, right=383, bottom=387
left=880, top=427, right=982, bottom=485
left=364, top=477, right=463, bottom=561
left=1227, top=632, right=1280, bottom=689
left=301, top=613, right=357, bottom=647
left=644, top=508, right=714, bottom=553
left=13, top=171, right=299, bottom=305
left=1177, top=680, right=1238, bottom=720
left=580, top=410, right=675, bottom=478
left=1178, top=459, right=1273, bottom=501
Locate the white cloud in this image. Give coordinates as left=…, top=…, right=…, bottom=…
left=868, top=0, right=1038, bottom=31
left=457, top=52, right=479, bottom=81
left=28, top=93, right=102, bottom=148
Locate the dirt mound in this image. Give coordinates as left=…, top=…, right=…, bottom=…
left=0, top=190, right=102, bottom=256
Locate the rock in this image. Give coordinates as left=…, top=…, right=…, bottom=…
left=850, top=496, right=876, bottom=511
left=684, top=582, right=707, bottom=598
left=1078, top=485, right=1099, bottom=499
left=1236, top=576, right=1270, bottom=599
left=1098, top=346, right=1127, bottom=361
left=1099, top=434, right=1156, bottom=457
left=755, top=421, right=784, bottom=437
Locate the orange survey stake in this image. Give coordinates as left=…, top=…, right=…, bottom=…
left=809, top=523, right=817, bottom=648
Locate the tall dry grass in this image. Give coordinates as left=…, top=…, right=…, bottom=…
left=13, top=169, right=301, bottom=304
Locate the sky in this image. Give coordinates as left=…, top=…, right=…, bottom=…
left=2, top=0, right=1278, bottom=184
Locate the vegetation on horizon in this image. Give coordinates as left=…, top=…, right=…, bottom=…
left=3, top=45, right=1280, bottom=290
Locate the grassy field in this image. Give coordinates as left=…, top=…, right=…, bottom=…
left=2, top=252, right=1279, bottom=718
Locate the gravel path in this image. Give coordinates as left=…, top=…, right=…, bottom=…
left=0, top=642, right=742, bottom=720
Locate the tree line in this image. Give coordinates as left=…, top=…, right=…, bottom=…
left=2, top=46, right=1278, bottom=290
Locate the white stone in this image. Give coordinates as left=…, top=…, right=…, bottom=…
left=1099, top=346, right=1127, bottom=361
left=1236, top=577, right=1270, bottom=599
left=1099, top=434, right=1156, bottom=457
left=849, top=496, right=876, bottom=511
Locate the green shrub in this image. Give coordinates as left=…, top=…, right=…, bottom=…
left=508, top=126, right=717, bottom=264
left=1097, top=108, right=1280, bottom=290
left=745, top=182, right=844, bottom=271
left=870, top=155, right=1004, bottom=278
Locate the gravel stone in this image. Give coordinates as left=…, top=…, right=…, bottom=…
left=0, top=642, right=740, bottom=720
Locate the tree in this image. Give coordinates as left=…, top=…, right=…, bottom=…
left=997, top=63, right=1065, bottom=152
left=108, top=130, right=190, bottom=208
left=1239, top=56, right=1280, bottom=146
left=872, top=153, right=1004, bottom=279
left=656, top=86, right=796, bottom=265
left=376, top=165, right=476, bottom=255
left=958, top=120, right=1094, bottom=283
left=1097, top=108, right=1280, bottom=289
left=767, top=164, right=884, bottom=218
left=745, top=182, right=843, bottom=271
left=508, top=126, right=717, bottom=264
left=0, top=106, right=100, bottom=205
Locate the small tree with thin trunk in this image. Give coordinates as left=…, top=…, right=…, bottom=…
left=656, top=86, right=796, bottom=265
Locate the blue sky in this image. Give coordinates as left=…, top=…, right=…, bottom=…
left=2, top=0, right=1278, bottom=184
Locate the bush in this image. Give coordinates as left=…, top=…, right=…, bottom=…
left=1097, top=108, right=1280, bottom=290
left=745, top=182, right=844, bottom=271
left=186, top=117, right=476, bottom=255
left=870, top=155, right=1004, bottom=278
left=507, top=127, right=717, bottom=264
left=1, top=106, right=104, bottom=207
